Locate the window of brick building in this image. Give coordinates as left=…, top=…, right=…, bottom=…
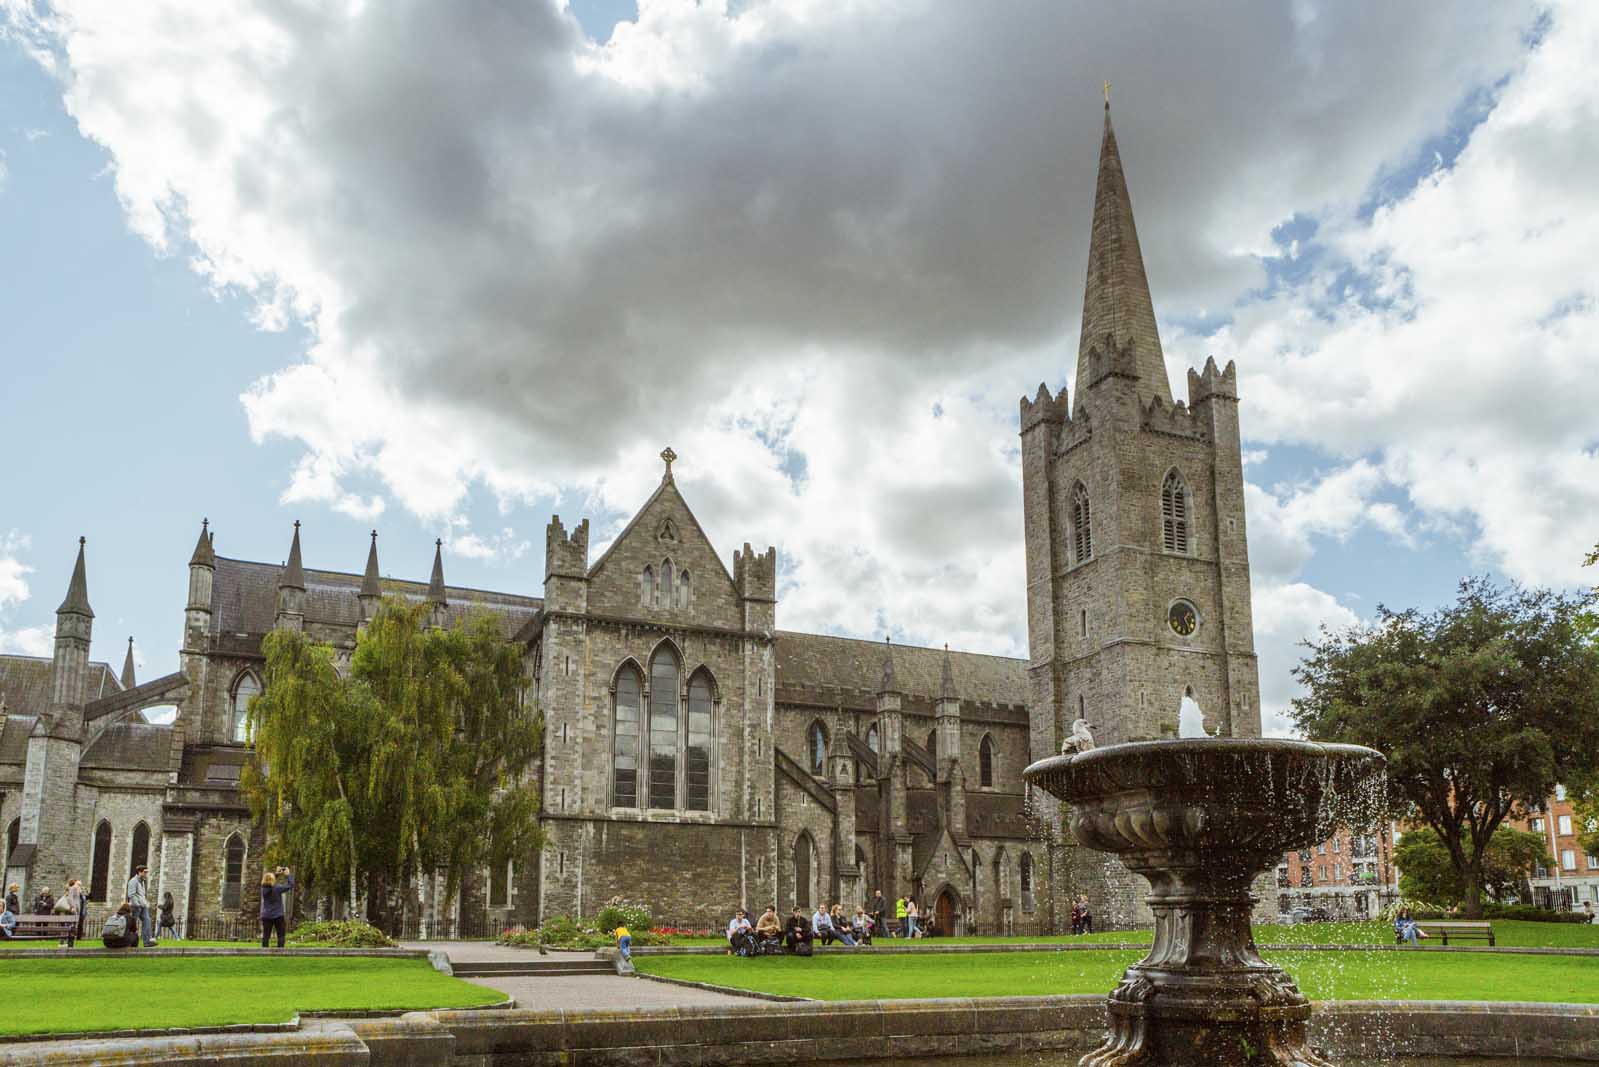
left=1558, top=815, right=1573, bottom=836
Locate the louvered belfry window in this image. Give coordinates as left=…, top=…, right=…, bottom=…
left=1071, top=483, right=1093, bottom=563
left=1162, top=470, right=1189, bottom=554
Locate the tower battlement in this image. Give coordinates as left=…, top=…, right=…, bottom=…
left=1019, top=382, right=1071, bottom=432
left=1082, top=332, right=1142, bottom=389
left=734, top=542, right=777, bottom=601
left=1187, top=356, right=1239, bottom=405
left=545, top=515, right=589, bottom=581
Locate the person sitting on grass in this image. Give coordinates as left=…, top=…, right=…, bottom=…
left=851, top=905, right=873, bottom=945
left=754, top=905, right=782, bottom=952
left=813, top=904, right=857, bottom=947
left=726, top=909, right=754, bottom=955
left=1393, top=907, right=1429, bottom=945
left=101, top=902, right=138, bottom=949
left=0, top=903, right=16, bottom=939
left=783, top=908, right=813, bottom=954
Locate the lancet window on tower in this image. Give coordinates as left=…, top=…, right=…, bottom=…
left=979, top=734, right=995, bottom=788
left=1071, top=483, right=1093, bottom=563
left=808, top=720, right=829, bottom=774
left=230, top=672, right=261, bottom=744
left=1162, top=469, right=1190, bottom=554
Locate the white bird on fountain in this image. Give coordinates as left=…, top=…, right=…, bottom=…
left=1061, top=718, right=1096, bottom=755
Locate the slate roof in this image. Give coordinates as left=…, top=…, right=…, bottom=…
left=0, top=654, right=123, bottom=721
left=773, top=632, right=1026, bottom=707
left=81, top=721, right=172, bottom=772
left=0, top=715, right=37, bottom=764
left=209, top=557, right=542, bottom=639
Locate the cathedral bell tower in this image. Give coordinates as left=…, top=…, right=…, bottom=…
left=1019, top=101, right=1265, bottom=927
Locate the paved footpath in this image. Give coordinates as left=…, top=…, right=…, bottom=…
left=402, top=941, right=753, bottom=1010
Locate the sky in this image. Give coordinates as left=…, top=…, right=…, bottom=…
left=1, top=0, right=1596, bottom=735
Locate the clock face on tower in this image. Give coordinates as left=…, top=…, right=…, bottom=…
left=1168, top=600, right=1198, bottom=637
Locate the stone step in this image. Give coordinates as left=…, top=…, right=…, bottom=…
left=454, top=960, right=615, bottom=977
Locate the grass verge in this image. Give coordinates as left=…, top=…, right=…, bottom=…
left=635, top=948, right=1599, bottom=1004
left=0, top=956, right=503, bottom=1036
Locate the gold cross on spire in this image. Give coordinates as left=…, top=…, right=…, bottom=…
left=1103, top=80, right=1111, bottom=104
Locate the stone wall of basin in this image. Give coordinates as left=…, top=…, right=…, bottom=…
left=5, top=997, right=1597, bottom=1067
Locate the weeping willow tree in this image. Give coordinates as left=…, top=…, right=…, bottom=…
left=243, top=599, right=544, bottom=928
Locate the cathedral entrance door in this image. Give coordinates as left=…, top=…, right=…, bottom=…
left=935, top=888, right=956, bottom=937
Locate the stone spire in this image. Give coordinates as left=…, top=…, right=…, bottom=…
left=939, top=642, right=956, bottom=702
left=427, top=540, right=448, bottom=628
left=189, top=518, right=216, bottom=568
left=878, top=636, right=899, bottom=695
left=57, top=538, right=93, bottom=619
left=275, top=522, right=305, bottom=632
left=360, top=531, right=382, bottom=598
left=1074, top=100, right=1173, bottom=406
left=281, top=521, right=306, bottom=591
left=121, top=637, right=136, bottom=689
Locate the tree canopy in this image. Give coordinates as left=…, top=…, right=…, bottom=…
left=1292, top=577, right=1599, bottom=917
left=242, top=599, right=543, bottom=927
left=1393, top=826, right=1549, bottom=906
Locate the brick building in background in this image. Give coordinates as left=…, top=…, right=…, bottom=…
left=1511, top=787, right=1599, bottom=911
left=1276, top=824, right=1401, bottom=919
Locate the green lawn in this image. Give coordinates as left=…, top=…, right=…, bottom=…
left=0, top=956, right=504, bottom=1036
left=636, top=948, right=1599, bottom=1004
left=668, top=920, right=1599, bottom=950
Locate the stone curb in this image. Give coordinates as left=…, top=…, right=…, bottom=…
left=0, top=946, right=430, bottom=959
left=632, top=971, right=812, bottom=1002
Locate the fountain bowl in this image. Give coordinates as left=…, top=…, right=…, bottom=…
left=1024, top=737, right=1386, bottom=1067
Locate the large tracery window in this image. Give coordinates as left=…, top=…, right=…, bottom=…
left=686, top=671, right=714, bottom=811
left=1162, top=470, right=1190, bottom=554
left=648, top=647, right=681, bottom=809
left=231, top=672, right=261, bottom=744
left=1072, top=483, right=1093, bottom=564
left=612, top=664, right=643, bottom=808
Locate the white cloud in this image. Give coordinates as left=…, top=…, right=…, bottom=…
left=1251, top=581, right=1361, bottom=737
left=0, top=531, right=53, bottom=657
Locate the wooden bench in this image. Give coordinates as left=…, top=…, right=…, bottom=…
left=1412, top=919, right=1494, bottom=945
left=5, top=914, right=78, bottom=946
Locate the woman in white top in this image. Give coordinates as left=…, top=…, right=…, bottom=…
left=905, top=898, right=920, bottom=938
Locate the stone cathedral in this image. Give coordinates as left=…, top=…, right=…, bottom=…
left=0, top=103, right=1263, bottom=935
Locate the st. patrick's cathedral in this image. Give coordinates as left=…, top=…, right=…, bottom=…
left=0, top=104, right=1264, bottom=935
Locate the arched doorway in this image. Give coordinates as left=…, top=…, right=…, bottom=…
left=935, top=887, right=958, bottom=937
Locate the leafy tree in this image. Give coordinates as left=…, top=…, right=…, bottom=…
left=242, top=599, right=544, bottom=929
left=1394, top=826, right=1549, bottom=905
left=1293, top=577, right=1599, bottom=917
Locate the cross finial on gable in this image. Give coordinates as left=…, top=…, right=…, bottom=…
left=1103, top=80, right=1110, bottom=105
left=660, top=446, right=677, bottom=482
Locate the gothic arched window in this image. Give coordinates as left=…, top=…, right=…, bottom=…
left=865, top=723, right=879, bottom=754
left=4, top=818, right=17, bottom=865
left=794, top=832, right=814, bottom=911
left=686, top=670, right=715, bottom=812
left=926, top=729, right=938, bottom=765
left=648, top=645, right=681, bottom=809
left=1019, top=851, right=1035, bottom=913
left=222, top=833, right=245, bottom=910
left=89, top=821, right=113, bottom=902
left=979, top=734, right=995, bottom=788
left=612, top=663, right=643, bottom=808
left=808, top=720, right=829, bottom=774
left=678, top=569, right=692, bottom=609
left=658, top=560, right=674, bottom=609
left=1162, top=469, right=1190, bottom=554
left=230, top=672, right=260, bottom=744
left=128, top=821, right=150, bottom=879
left=640, top=565, right=654, bottom=608
left=1071, top=483, right=1093, bottom=564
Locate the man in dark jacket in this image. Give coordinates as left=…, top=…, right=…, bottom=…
left=783, top=908, right=813, bottom=953
left=868, top=890, right=888, bottom=939
left=260, top=866, right=294, bottom=948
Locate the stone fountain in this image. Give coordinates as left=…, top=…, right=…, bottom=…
left=1024, top=738, right=1386, bottom=1067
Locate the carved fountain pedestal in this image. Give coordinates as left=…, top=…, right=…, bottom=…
left=1025, top=739, right=1385, bottom=1067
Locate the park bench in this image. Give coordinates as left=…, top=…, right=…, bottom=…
left=1411, top=919, right=1494, bottom=946
left=6, top=914, right=78, bottom=946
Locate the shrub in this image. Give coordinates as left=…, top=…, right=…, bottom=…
left=593, top=898, right=651, bottom=934
left=1484, top=903, right=1594, bottom=923
left=287, top=920, right=395, bottom=947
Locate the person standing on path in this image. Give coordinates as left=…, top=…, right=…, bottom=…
left=869, top=890, right=888, bottom=939
left=260, top=867, right=294, bottom=948
left=158, top=891, right=179, bottom=940
left=65, top=879, right=86, bottom=941
left=125, top=865, right=153, bottom=947
left=904, top=897, right=920, bottom=938
left=894, top=895, right=907, bottom=938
